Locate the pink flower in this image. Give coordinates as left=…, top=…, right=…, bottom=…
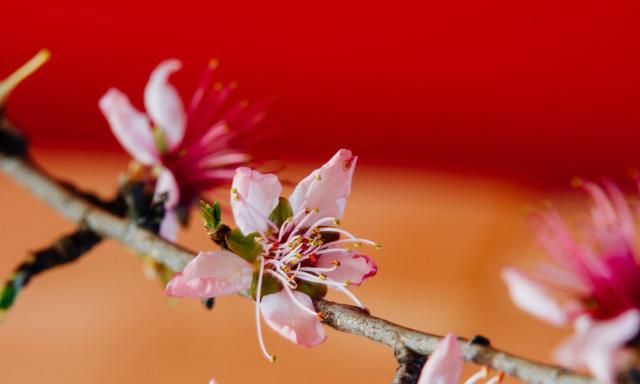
left=502, top=182, right=640, bottom=382
left=166, top=149, right=379, bottom=360
left=99, top=59, right=267, bottom=240
left=417, top=333, right=502, bottom=384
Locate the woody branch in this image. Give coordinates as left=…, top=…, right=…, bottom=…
left=0, top=117, right=596, bottom=384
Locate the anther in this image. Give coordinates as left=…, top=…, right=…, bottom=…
left=315, top=173, right=322, bottom=181
left=208, top=58, right=219, bottom=69
left=352, top=242, right=361, bottom=248
left=374, top=243, right=383, bottom=250
left=331, top=259, right=341, bottom=267
left=316, top=312, right=325, bottom=321
left=344, top=280, right=352, bottom=287
left=318, top=274, right=327, bottom=281
left=486, top=372, right=504, bottom=384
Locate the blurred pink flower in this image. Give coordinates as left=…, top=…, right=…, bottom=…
left=100, top=59, right=267, bottom=240
left=502, top=182, right=640, bottom=383
left=166, top=149, right=379, bottom=360
left=417, top=333, right=502, bottom=384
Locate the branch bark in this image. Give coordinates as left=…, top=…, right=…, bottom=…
left=0, top=151, right=599, bottom=384
left=0, top=116, right=600, bottom=384
left=391, top=345, right=427, bottom=384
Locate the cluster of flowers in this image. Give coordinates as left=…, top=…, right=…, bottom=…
left=99, top=59, right=379, bottom=360
left=503, top=181, right=640, bottom=383
left=4, top=52, right=640, bottom=383
left=97, top=58, right=640, bottom=382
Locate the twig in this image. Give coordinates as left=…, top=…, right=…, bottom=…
left=0, top=122, right=597, bottom=384
left=0, top=152, right=599, bottom=384
left=0, top=227, right=102, bottom=311
left=391, top=345, right=427, bottom=384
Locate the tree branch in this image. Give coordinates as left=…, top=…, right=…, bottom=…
left=0, top=151, right=599, bottom=384
left=0, top=115, right=599, bottom=384
left=391, top=345, right=427, bottom=384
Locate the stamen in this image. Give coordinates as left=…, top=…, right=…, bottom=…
left=0, top=49, right=51, bottom=105
left=303, top=217, right=340, bottom=237
left=463, top=367, right=488, bottom=384
left=266, top=271, right=320, bottom=317
left=254, top=257, right=275, bottom=362
left=295, top=272, right=366, bottom=309
left=319, top=227, right=357, bottom=240
left=485, top=372, right=504, bottom=384
left=299, top=265, right=337, bottom=273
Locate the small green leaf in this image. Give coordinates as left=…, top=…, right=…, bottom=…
left=227, top=229, right=263, bottom=262
left=249, top=272, right=282, bottom=300
left=212, top=202, right=221, bottom=227
left=200, top=200, right=222, bottom=230
left=268, top=197, right=293, bottom=228
left=295, top=280, right=328, bottom=299
left=0, top=282, right=17, bottom=310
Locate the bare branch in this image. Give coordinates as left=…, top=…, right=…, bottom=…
left=391, top=345, right=426, bottom=384
left=0, top=117, right=598, bottom=384
left=0, top=152, right=599, bottom=384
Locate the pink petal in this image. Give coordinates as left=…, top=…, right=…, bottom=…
left=144, top=59, right=186, bottom=151
left=554, top=309, right=640, bottom=384
left=317, top=251, right=377, bottom=286
left=99, top=88, right=158, bottom=165
left=230, top=167, right=282, bottom=235
left=260, top=290, right=327, bottom=348
left=289, top=149, right=357, bottom=221
left=417, top=333, right=463, bottom=384
left=159, top=209, right=179, bottom=242
left=502, top=267, right=569, bottom=326
left=154, top=168, right=180, bottom=209
left=165, top=250, right=254, bottom=298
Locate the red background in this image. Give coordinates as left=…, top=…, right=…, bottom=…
left=3, top=0, right=640, bottom=184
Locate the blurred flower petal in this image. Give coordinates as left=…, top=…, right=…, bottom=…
left=99, top=88, right=158, bottom=165
left=417, top=333, right=463, bottom=384
left=502, top=267, right=569, bottom=326
left=554, top=309, right=640, bottom=384
left=144, top=59, right=186, bottom=151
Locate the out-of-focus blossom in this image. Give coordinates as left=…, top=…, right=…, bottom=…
left=502, top=182, right=640, bottom=383
left=100, top=59, right=267, bottom=240
left=166, top=149, right=379, bottom=360
left=417, top=333, right=502, bottom=384
left=0, top=49, right=50, bottom=106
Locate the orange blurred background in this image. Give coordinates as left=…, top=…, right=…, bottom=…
left=2, top=0, right=640, bottom=382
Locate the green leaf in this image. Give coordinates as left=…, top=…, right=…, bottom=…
left=0, top=281, right=17, bottom=310
left=200, top=200, right=222, bottom=230
left=268, top=197, right=293, bottom=228
left=249, top=272, right=282, bottom=300
left=295, top=280, right=328, bottom=299
left=227, top=229, right=263, bottom=262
